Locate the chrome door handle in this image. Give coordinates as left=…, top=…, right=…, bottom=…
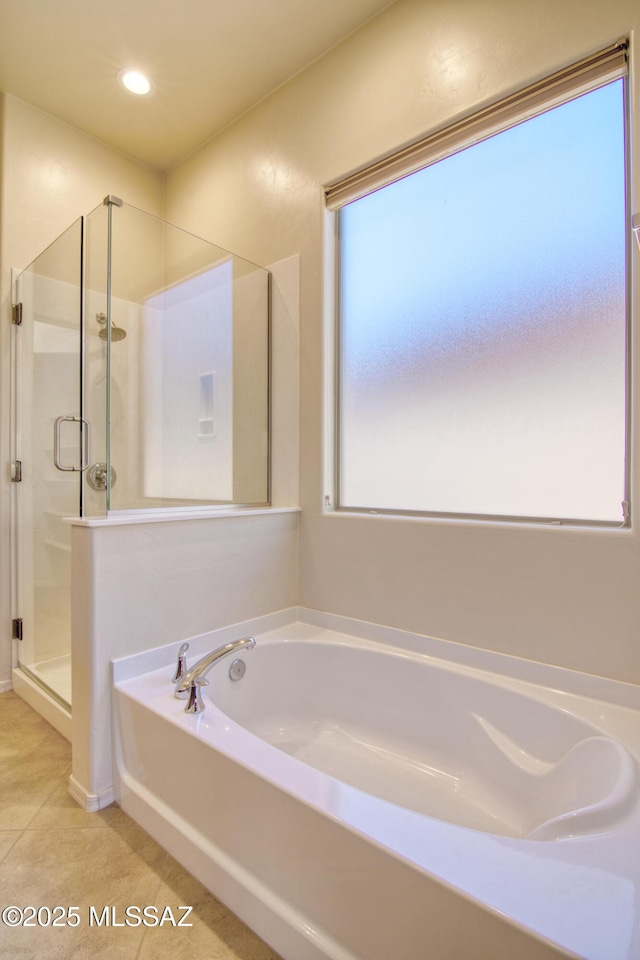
left=53, top=416, right=91, bottom=472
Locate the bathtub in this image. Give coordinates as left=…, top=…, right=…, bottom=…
left=112, top=611, right=640, bottom=960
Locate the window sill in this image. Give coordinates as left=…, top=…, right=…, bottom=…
left=327, top=506, right=629, bottom=533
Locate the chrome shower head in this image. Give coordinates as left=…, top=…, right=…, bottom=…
left=96, top=312, right=126, bottom=341
left=98, top=322, right=127, bottom=342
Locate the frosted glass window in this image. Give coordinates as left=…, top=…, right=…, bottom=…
left=338, top=80, right=627, bottom=522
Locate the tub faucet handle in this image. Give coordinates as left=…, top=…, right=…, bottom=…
left=184, top=676, right=208, bottom=715
left=171, top=643, right=190, bottom=687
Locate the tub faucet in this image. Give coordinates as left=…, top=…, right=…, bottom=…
left=171, top=642, right=189, bottom=686
left=174, top=636, right=256, bottom=713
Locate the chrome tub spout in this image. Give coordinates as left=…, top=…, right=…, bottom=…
left=174, top=637, right=256, bottom=712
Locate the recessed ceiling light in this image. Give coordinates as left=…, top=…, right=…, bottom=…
left=117, top=68, right=156, bottom=97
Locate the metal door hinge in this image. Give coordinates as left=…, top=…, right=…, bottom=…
left=11, top=460, right=22, bottom=482
left=12, top=618, right=23, bottom=641
left=11, top=302, right=23, bottom=325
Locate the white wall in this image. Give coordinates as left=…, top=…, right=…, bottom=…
left=164, top=0, right=640, bottom=685
left=0, top=94, right=165, bottom=688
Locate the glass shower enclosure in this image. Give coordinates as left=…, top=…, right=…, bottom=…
left=11, top=197, right=270, bottom=714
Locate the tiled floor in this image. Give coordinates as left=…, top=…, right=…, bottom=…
left=0, top=691, right=283, bottom=960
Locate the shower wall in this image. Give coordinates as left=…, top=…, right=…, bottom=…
left=141, top=268, right=234, bottom=502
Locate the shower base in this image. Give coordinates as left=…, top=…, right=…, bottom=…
left=12, top=657, right=71, bottom=741
left=28, top=654, right=72, bottom=706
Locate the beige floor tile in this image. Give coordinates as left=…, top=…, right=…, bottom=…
left=0, top=915, right=144, bottom=960
left=0, top=718, right=70, bottom=764
left=137, top=855, right=283, bottom=960
left=0, top=830, right=21, bottom=864
left=61, top=925, right=145, bottom=960
left=27, top=780, right=137, bottom=832
left=0, top=932, right=70, bottom=960
left=0, top=763, right=69, bottom=831
left=0, top=824, right=167, bottom=907
left=0, top=696, right=69, bottom=756
left=0, top=696, right=72, bottom=831
left=0, top=825, right=167, bottom=960
left=0, top=721, right=70, bottom=768
left=0, top=691, right=36, bottom=719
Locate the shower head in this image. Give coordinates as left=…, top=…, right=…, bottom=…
left=98, top=322, right=127, bottom=342
left=96, top=312, right=126, bottom=341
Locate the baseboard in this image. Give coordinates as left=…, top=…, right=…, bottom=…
left=68, top=774, right=115, bottom=812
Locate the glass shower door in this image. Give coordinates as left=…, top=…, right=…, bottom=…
left=12, top=218, right=84, bottom=710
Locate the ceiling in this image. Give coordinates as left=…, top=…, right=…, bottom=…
left=0, top=0, right=394, bottom=171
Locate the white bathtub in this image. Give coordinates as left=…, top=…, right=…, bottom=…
left=112, top=611, right=640, bottom=960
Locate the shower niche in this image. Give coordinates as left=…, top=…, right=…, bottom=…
left=11, top=197, right=270, bottom=714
